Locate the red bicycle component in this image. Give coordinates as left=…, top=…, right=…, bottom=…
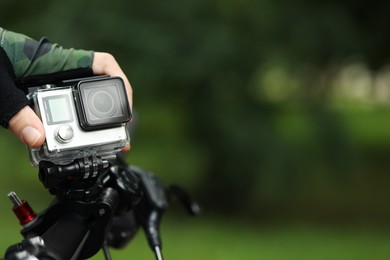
left=8, top=192, right=36, bottom=226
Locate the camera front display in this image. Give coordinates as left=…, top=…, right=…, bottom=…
left=43, top=94, right=74, bottom=125
left=28, top=76, right=131, bottom=167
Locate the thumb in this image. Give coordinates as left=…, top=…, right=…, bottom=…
left=8, top=106, right=45, bottom=148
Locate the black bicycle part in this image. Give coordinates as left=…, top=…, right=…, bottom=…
left=17, top=187, right=120, bottom=260
left=4, top=154, right=200, bottom=260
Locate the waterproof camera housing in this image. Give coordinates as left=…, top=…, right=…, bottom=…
left=27, top=76, right=131, bottom=166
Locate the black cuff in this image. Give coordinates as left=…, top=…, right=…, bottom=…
left=16, top=67, right=94, bottom=91
left=0, top=48, right=30, bottom=128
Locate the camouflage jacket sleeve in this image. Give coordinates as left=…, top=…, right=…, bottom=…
left=0, top=27, right=93, bottom=79
left=0, top=27, right=94, bottom=128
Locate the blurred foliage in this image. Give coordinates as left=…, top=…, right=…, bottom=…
left=1, top=0, right=390, bottom=232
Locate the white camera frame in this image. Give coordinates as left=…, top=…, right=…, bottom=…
left=28, top=84, right=129, bottom=167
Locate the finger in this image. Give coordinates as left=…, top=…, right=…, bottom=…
left=122, top=143, right=131, bottom=152
left=92, top=52, right=133, bottom=110
left=8, top=106, right=45, bottom=148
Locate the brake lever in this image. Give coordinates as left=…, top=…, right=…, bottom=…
left=129, top=166, right=167, bottom=260
left=129, top=166, right=200, bottom=260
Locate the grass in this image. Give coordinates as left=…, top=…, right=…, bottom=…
left=2, top=211, right=390, bottom=260
left=104, top=218, right=390, bottom=260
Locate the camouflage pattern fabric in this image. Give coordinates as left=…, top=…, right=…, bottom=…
left=0, top=27, right=93, bottom=79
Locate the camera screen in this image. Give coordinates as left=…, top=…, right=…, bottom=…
left=43, top=95, right=73, bottom=125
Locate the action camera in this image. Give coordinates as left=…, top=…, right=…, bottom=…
left=27, top=76, right=131, bottom=166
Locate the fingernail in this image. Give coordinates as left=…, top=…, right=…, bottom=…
left=21, top=126, right=42, bottom=147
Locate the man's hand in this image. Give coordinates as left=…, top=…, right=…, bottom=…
left=92, top=52, right=133, bottom=111
left=8, top=106, right=45, bottom=148
left=8, top=52, right=133, bottom=149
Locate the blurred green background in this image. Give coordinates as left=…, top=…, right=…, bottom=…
left=2, top=0, right=390, bottom=259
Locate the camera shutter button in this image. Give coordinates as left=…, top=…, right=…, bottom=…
left=56, top=125, right=74, bottom=143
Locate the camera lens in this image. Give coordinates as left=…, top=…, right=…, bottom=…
left=89, top=90, right=117, bottom=118
left=76, top=77, right=131, bottom=130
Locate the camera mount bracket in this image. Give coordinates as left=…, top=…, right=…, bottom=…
left=38, top=156, right=109, bottom=200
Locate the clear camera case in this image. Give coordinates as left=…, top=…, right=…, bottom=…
left=27, top=77, right=130, bottom=166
